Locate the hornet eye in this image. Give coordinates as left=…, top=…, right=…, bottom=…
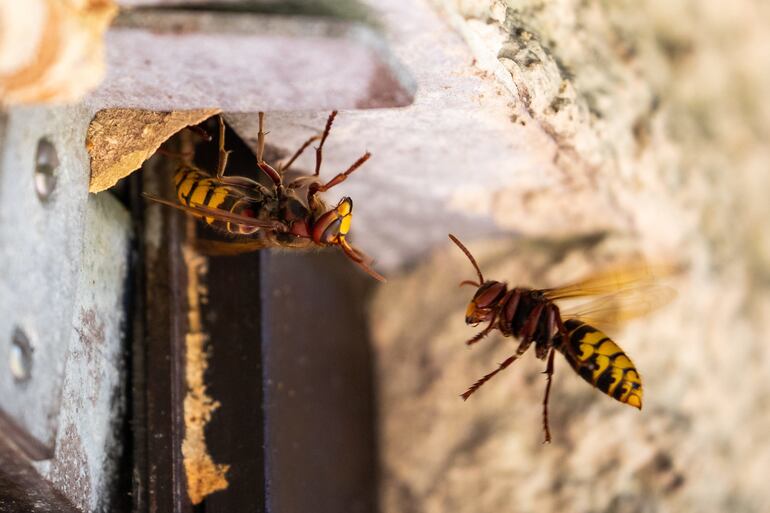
left=473, top=282, right=506, bottom=308
left=320, top=217, right=343, bottom=243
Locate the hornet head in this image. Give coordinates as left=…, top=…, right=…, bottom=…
left=448, top=234, right=507, bottom=325
left=312, top=197, right=385, bottom=282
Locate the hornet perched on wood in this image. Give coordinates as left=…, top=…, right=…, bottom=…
left=449, top=234, right=675, bottom=443
left=145, top=112, right=385, bottom=281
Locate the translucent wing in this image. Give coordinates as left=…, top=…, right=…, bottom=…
left=142, top=193, right=287, bottom=230
left=559, top=284, right=676, bottom=331
left=543, top=260, right=681, bottom=300
left=208, top=176, right=274, bottom=197
left=194, top=238, right=273, bottom=255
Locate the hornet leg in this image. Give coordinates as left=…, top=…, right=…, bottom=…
left=466, top=311, right=498, bottom=346
left=254, top=112, right=283, bottom=188
left=520, top=303, right=545, bottom=344
left=534, top=306, right=556, bottom=359
left=215, top=115, right=232, bottom=180
left=287, top=111, right=338, bottom=191
left=306, top=152, right=371, bottom=208
left=542, top=348, right=556, bottom=444
left=280, top=134, right=322, bottom=174
left=313, top=110, right=337, bottom=176
left=462, top=339, right=531, bottom=400
left=212, top=115, right=265, bottom=188
left=555, top=313, right=586, bottom=368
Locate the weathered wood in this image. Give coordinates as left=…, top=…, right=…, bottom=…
left=0, top=435, right=79, bottom=513
left=134, top=146, right=193, bottom=513
left=261, top=250, right=378, bottom=513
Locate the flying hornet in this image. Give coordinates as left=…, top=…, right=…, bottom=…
left=448, top=234, right=676, bottom=443
left=145, top=112, right=385, bottom=281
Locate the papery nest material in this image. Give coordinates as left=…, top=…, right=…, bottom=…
left=86, top=108, right=220, bottom=193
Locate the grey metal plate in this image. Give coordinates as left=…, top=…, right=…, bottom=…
left=0, top=104, right=130, bottom=463
left=0, top=106, right=97, bottom=452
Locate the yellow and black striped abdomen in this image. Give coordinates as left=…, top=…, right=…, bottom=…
left=175, top=167, right=229, bottom=211
left=174, top=166, right=255, bottom=234
left=560, top=319, right=643, bottom=409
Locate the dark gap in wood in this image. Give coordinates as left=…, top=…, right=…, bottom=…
left=135, top=138, right=194, bottom=513
left=261, top=250, right=379, bottom=513
left=133, top=115, right=379, bottom=512
left=193, top=120, right=267, bottom=513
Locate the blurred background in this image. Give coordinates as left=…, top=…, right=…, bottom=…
left=0, top=0, right=769, bottom=512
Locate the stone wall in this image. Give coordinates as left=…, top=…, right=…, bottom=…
left=370, top=1, right=770, bottom=512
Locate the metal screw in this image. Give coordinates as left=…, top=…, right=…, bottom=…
left=34, top=138, right=58, bottom=201
left=9, top=328, right=32, bottom=383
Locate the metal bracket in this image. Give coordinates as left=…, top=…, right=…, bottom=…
left=0, top=106, right=131, bottom=511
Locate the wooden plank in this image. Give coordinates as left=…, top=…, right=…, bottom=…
left=0, top=435, right=79, bottom=513
left=189, top=122, right=267, bottom=513
left=133, top=149, right=193, bottom=513
left=132, top=117, right=378, bottom=512
left=261, top=250, right=378, bottom=513
left=201, top=250, right=267, bottom=513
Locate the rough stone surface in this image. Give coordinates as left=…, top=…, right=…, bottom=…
left=368, top=1, right=770, bottom=513
left=225, top=0, right=632, bottom=271
left=86, top=10, right=413, bottom=112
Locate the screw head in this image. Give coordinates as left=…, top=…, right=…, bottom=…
left=34, top=138, right=58, bottom=201
left=9, top=328, right=32, bottom=383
